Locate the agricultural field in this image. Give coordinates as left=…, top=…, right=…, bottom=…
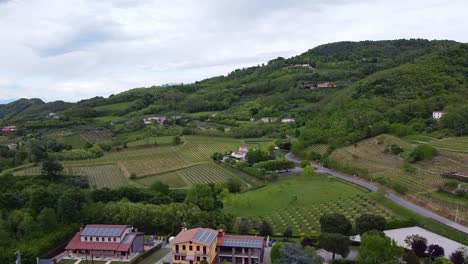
left=224, top=174, right=395, bottom=236
left=405, top=135, right=468, bottom=153
left=305, top=144, right=329, bottom=155
left=327, top=134, right=468, bottom=224
left=127, top=136, right=174, bottom=147
left=58, top=133, right=87, bottom=149
left=135, top=163, right=249, bottom=189
left=80, top=129, right=113, bottom=143
left=14, top=164, right=128, bottom=189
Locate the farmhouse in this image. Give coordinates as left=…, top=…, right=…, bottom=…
left=171, top=228, right=264, bottom=264
left=231, top=145, right=248, bottom=161
left=48, top=112, right=60, bottom=119
left=1, top=126, right=16, bottom=133
left=317, top=82, right=337, bottom=89
left=259, top=117, right=275, bottom=123
left=64, top=224, right=144, bottom=260
left=143, top=116, right=166, bottom=125
left=433, top=111, right=444, bottom=119
left=441, top=172, right=468, bottom=182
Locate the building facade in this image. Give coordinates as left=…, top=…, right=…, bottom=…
left=171, top=228, right=265, bottom=264
left=65, top=224, right=144, bottom=260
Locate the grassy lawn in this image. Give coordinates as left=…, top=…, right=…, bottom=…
left=224, top=173, right=395, bottom=236
left=137, top=248, right=171, bottom=264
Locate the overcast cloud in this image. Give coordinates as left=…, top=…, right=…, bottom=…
left=0, top=0, right=467, bottom=102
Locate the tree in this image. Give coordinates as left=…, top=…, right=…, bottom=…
left=431, top=257, right=452, bottom=264
left=225, top=178, right=242, bottom=193
left=405, top=234, right=427, bottom=258
left=279, top=243, right=323, bottom=264
left=173, top=135, right=182, bottom=145
left=270, top=242, right=282, bottom=264
left=428, top=244, right=445, bottom=259
left=245, top=149, right=269, bottom=164
left=358, top=233, right=404, bottom=264
left=355, top=214, right=386, bottom=234
left=258, top=220, right=273, bottom=237
left=301, top=165, right=316, bottom=177
left=237, top=218, right=250, bottom=235
left=319, top=213, right=352, bottom=235
left=57, top=188, right=86, bottom=223
left=41, top=156, right=64, bottom=181
left=403, top=250, right=420, bottom=264
left=150, top=181, right=170, bottom=195
left=301, top=236, right=314, bottom=248
left=185, top=184, right=215, bottom=211
left=317, top=233, right=350, bottom=260
left=300, top=160, right=309, bottom=168
left=449, top=250, right=465, bottom=264
left=283, top=226, right=292, bottom=240
left=37, top=208, right=58, bottom=232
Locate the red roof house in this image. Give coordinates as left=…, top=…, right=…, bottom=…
left=317, top=82, right=337, bottom=89
left=64, top=224, right=144, bottom=260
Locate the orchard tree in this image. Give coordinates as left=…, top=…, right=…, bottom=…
left=428, top=244, right=445, bottom=259
left=358, top=233, right=404, bottom=264
left=319, top=213, right=352, bottom=235
left=41, top=156, right=64, bottom=181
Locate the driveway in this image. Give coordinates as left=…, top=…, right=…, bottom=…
left=284, top=153, right=468, bottom=235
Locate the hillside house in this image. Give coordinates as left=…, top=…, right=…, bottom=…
left=432, top=111, right=444, bottom=119
left=231, top=145, right=248, bottom=161
left=64, top=224, right=144, bottom=261
left=302, top=81, right=317, bottom=90
left=171, top=228, right=264, bottom=264
left=259, top=117, right=275, bottom=123
left=317, top=82, right=337, bottom=89
left=281, top=118, right=295, bottom=123
left=441, top=172, right=468, bottom=182
left=1, top=126, right=16, bottom=133
left=48, top=112, right=60, bottom=119
left=143, top=116, right=166, bottom=125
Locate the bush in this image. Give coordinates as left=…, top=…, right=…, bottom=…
left=270, top=242, right=283, bottom=264
left=407, top=144, right=437, bottom=163
left=300, top=160, right=310, bottom=168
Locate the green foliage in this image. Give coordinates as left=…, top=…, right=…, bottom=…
left=300, top=160, right=310, bottom=168
left=407, top=144, right=437, bottom=163
left=257, top=220, right=273, bottom=237
left=279, top=243, right=323, bottom=264
left=254, top=159, right=295, bottom=172
left=173, top=135, right=182, bottom=145
left=270, top=242, right=283, bottom=264
left=403, top=251, right=420, bottom=264
left=245, top=149, right=269, bottom=164
left=41, top=156, right=64, bottom=181
left=318, top=233, right=350, bottom=260
left=319, top=213, right=352, bottom=235
left=301, top=165, right=316, bottom=177
left=237, top=218, right=250, bottom=235
left=283, top=226, right=293, bottom=240
left=432, top=257, right=452, bottom=264
left=355, top=214, right=386, bottom=234
left=184, top=184, right=216, bottom=211
left=358, top=233, right=404, bottom=264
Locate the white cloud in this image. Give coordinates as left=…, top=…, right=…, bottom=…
left=0, top=0, right=466, bottom=102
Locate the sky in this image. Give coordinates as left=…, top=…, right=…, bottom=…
left=0, top=0, right=467, bottom=103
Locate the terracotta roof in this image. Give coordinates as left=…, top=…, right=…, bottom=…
left=65, top=232, right=121, bottom=251
left=454, top=172, right=468, bottom=178
left=116, top=232, right=144, bottom=252
left=171, top=228, right=218, bottom=246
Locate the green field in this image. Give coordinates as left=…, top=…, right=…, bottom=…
left=59, top=134, right=87, bottom=149
left=224, top=173, right=395, bottom=236
left=14, top=164, right=128, bottom=189
left=80, top=129, right=113, bottom=143
left=127, top=136, right=174, bottom=147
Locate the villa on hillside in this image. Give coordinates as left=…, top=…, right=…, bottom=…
left=143, top=116, right=166, bottom=125
left=231, top=145, right=248, bottom=161
left=63, top=224, right=145, bottom=261
left=433, top=111, right=445, bottom=119
left=317, top=82, right=337, bottom=89
left=171, top=227, right=264, bottom=264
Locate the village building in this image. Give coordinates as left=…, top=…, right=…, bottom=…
left=171, top=228, right=264, bottom=264
left=231, top=145, right=248, bottom=161
left=432, top=111, right=444, bottom=119
left=317, top=82, right=337, bottom=89
left=441, top=172, right=468, bottom=182
left=143, top=116, right=166, bottom=125
left=281, top=118, right=295, bottom=123
left=48, top=112, right=60, bottom=119
left=64, top=224, right=145, bottom=261
left=259, top=117, right=275, bottom=123
left=1, top=126, right=16, bottom=133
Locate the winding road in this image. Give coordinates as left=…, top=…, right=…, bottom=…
left=284, top=153, right=468, bottom=235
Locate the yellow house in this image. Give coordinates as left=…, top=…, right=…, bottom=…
left=171, top=228, right=218, bottom=264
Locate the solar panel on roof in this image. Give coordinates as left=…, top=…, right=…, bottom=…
left=223, top=238, right=263, bottom=248
left=81, top=226, right=125, bottom=237
left=123, top=234, right=135, bottom=244
left=193, top=229, right=216, bottom=244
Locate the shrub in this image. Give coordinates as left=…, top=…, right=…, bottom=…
left=407, top=144, right=437, bottom=163
left=300, top=160, right=310, bottom=168
left=270, top=242, right=283, bottom=264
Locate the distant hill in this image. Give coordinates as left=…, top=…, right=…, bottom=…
left=2, top=39, right=467, bottom=147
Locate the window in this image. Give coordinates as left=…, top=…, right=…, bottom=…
left=189, top=246, right=192, bottom=251
left=203, top=257, right=207, bottom=261
left=182, top=245, right=186, bottom=250
left=84, top=237, right=88, bottom=241
left=196, top=246, right=200, bottom=251
left=197, top=257, right=200, bottom=261
left=113, top=237, right=117, bottom=242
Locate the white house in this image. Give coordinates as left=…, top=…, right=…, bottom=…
left=231, top=145, right=248, bottom=161
left=143, top=116, right=166, bottom=125
left=260, top=117, right=275, bottom=123
left=433, top=111, right=444, bottom=119
left=281, top=118, right=295, bottom=123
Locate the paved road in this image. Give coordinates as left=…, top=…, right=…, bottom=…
left=285, top=153, right=468, bottom=235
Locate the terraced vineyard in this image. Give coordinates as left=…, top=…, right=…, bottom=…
left=136, top=163, right=248, bottom=189
left=14, top=164, right=128, bottom=188
left=177, top=136, right=241, bottom=162
left=127, top=136, right=174, bottom=147
left=117, top=151, right=192, bottom=177
left=306, top=144, right=329, bottom=155
left=80, top=129, right=113, bottom=143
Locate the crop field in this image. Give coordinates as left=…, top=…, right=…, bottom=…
left=328, top=134, right=468, bottom=223
left=80, top=129, right=113, bottom=143
left=117, top=151, right=192, bottom=177
left=225, top=174, right=395, bottom=236
left=127, top=136, right=174, bottom=147
left=14, top=164, right=128, bottom=188
left=136, top=163, right=248, bottom=189
left=306, top=144, right=329, bottom=155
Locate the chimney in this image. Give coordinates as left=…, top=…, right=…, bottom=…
left=80, top=225, right=84, bottom=232
left=182, top=227, right=187, bottom=232
left=217, top=229, right=224, bottom=237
